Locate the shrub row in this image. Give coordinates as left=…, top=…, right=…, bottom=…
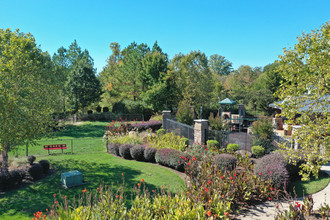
left=155, top=148, right=191, bottom=172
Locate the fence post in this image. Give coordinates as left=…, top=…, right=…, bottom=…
left=162, top=110, right=171, bottom=131
left=71, top=139, right=73, bottom=154
left=194, top=119, right=209, bottom=144
left=26, top=142, right=29, bottom=156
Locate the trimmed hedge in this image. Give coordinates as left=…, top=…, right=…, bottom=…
left=131, top=120, right=162, bottom=132
left=0, top=170, right=25, bottom=191
left=108, top=143, right=120, bottom=156
left=155, top=148, right=191, bottom=172
left=252, top=146, right=265, bottom=158
left=28, top=164, right=43, bottom=180
left=207, top=140, right=220, bottom=148
left=38, top=160, right=50, bottom=174
left=144, top=147, right=157, bottom=163
left=27, top=155, right=36, bottom=165
left=119, top=144, right=134, bottom=159
left=227, top=144, right=239, bottom=152
left=213, top=154, right=237, bottom=171
left=130, top=145, right=145, bottom=161
left=157, top=129, right=165, bottom=136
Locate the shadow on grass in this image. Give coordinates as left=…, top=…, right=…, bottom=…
left=55, top=124, right=107, bottom=139
left=0, top=158, right=160, bottom=218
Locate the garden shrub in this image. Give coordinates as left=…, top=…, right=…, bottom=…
left=38, top=160, right=50, bottom=174
left=227, top=143, right=239, bottom=152
left=251, top=117, right=274, bottom=153
left=28, top=163, right=43, bottom=180
left=252, top=145, right=265, bottom=158
left=208, top=112, right=224, bottom=130
left=235, top=150, right=252, bottom=158
left=207, top=140, right=219, bottom=148
left=0, top=170, right=25, bottom=191
left=185, top=143, right=217, bottom=161
left=157, top=128, right=165, bottom=136
left=27, top=155, right=36, bottom=165
left=144, top=147, right=157, bottom=163
left=96, top=106, right=102, bottom=112
left=213, top=153, right=237, bottom=171
left=155, top=148, right=190, bottom=172
left=108, top=143, right=120, bottom=156
left=176, top=99, right=194, bottom=126
left=130, top=120, right=162, bottom=132
left=147, top=132, right=187, bottom=152
left=87, top=110, right=93, bottom=114
left=103, top=107, right=109, bottom=112
left=130, top=145, right=145, bottom=161
left=254, top=160, right=289, bottom=189
left=181, top=137, right=189, bottom=147
left=119, top=144, right=134, bottom=159
left=111, top=136, right=142, bottom=145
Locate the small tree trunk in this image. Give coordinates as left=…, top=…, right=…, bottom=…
left=1, top=145, right=9, bottom=174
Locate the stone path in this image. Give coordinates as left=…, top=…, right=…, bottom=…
left=236, top=162, right=330, bottom=219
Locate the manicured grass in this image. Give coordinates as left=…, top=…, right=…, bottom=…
left=289, top=171, right=330, bottom=198
left=1, top=121, right=185, bottom=219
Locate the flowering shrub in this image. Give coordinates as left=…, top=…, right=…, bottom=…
left=155, top=148, right=190, bottom=172
left=111, top=135, right=142, bottom=145
left=119, top=144, right=134, bottom=159
left=130, top=120, right=162, bottom=132
left=38, top=160, right=50, bottom=174
left=108, top=142, right=120, bottom=156
left=28, top=164, right=43, bottom=180
left=213, top=154, right=237, bottom=171
left=251, top=145, right=265, bottom=158
left=275, top=196, right=318, bottom=219
left=184, top=143, right=217, bottom=161
left=144, top=147, right=157, bottom=163
left=105, top=120, right=132, bottom=137
left=147, top=132, right=187, bottom=152
left=130, top=145, right=145, bottom=161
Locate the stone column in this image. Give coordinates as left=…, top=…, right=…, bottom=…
left=162, top=110, right=171, bottom=131
left=194, top=119, right=209, bottom=144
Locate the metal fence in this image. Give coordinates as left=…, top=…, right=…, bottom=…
left=205, top=129, right=229, bottom=147
left=165, top=119, right=194, bottom=144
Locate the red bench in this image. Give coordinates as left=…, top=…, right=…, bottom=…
left=44, top=144, right=67, bottom=154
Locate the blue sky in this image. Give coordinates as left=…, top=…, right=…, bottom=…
left=1, top=0, right=329, bottom=73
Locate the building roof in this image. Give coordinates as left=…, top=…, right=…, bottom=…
left=219, top=98, right=236, bottom=105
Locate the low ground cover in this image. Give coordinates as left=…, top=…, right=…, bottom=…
left=0, top=121, right=184, bottom=219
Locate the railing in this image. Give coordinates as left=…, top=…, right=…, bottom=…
left=165, top=119, right=194, bottom=143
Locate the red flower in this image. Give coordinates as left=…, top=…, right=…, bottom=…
left=121, top=173, right=124, bottom=176
left=269, top=171, right=272, bottom=175
left=137, top=183, right=141, bottom=186
left=225, top=212, right=229, bottom=217
left=259, top=172, right=262, bottom=175
left=276, top=205, right=279, bottom=209
left=234, top=173, right=237, bottom=177
left=268, top=197, right=272, bottom=201
left=204, top=187, right=208, bottom=192
left=141, top=179, right=144, bottom=182
left=208, top=180, right=212, bottom=185
left=220, top=175, right=224, bottom=179
left=116, top=195, right=119, bottom=198
left=230, top=176, right=233, bottom=180
left=82, top=189, right=87, bottom=193
left=207, top=210, right=212, bottom=217
left=297, top=203, right=301, bottom=208
left=271, top=187, right=273, bottom=191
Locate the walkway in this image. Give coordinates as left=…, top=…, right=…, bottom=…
left=237, top=163, right=330, bottom=219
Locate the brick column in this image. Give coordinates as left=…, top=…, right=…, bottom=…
left=194, top=119, right=209, bottom=144
left=162, top=110, right=171, bottom=130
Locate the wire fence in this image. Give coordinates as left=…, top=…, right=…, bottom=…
left=11, top=138, right=105, bottom=157
left=205, top=129, right=229, bottom=147
left=164, top=119, right=194, bottom=144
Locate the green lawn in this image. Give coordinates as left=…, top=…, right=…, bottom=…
left=289, top=171, right=330, bottom=198
left=1, top=121, right=185, bottom=220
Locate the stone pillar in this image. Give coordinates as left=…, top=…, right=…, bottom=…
left=194, top=119, right=209, bottom=144
left=162, top=110, right=171, bottom=131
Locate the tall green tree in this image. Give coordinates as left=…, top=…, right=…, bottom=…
left=168, top=51, right=214, bottom=111
left=209, top=54, right=233, bottom=75
left=0, top=29, right=58, bottom=173
left=276, top=22, right=330, bottom=180
left=66, top=63, right=103, bottom=113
